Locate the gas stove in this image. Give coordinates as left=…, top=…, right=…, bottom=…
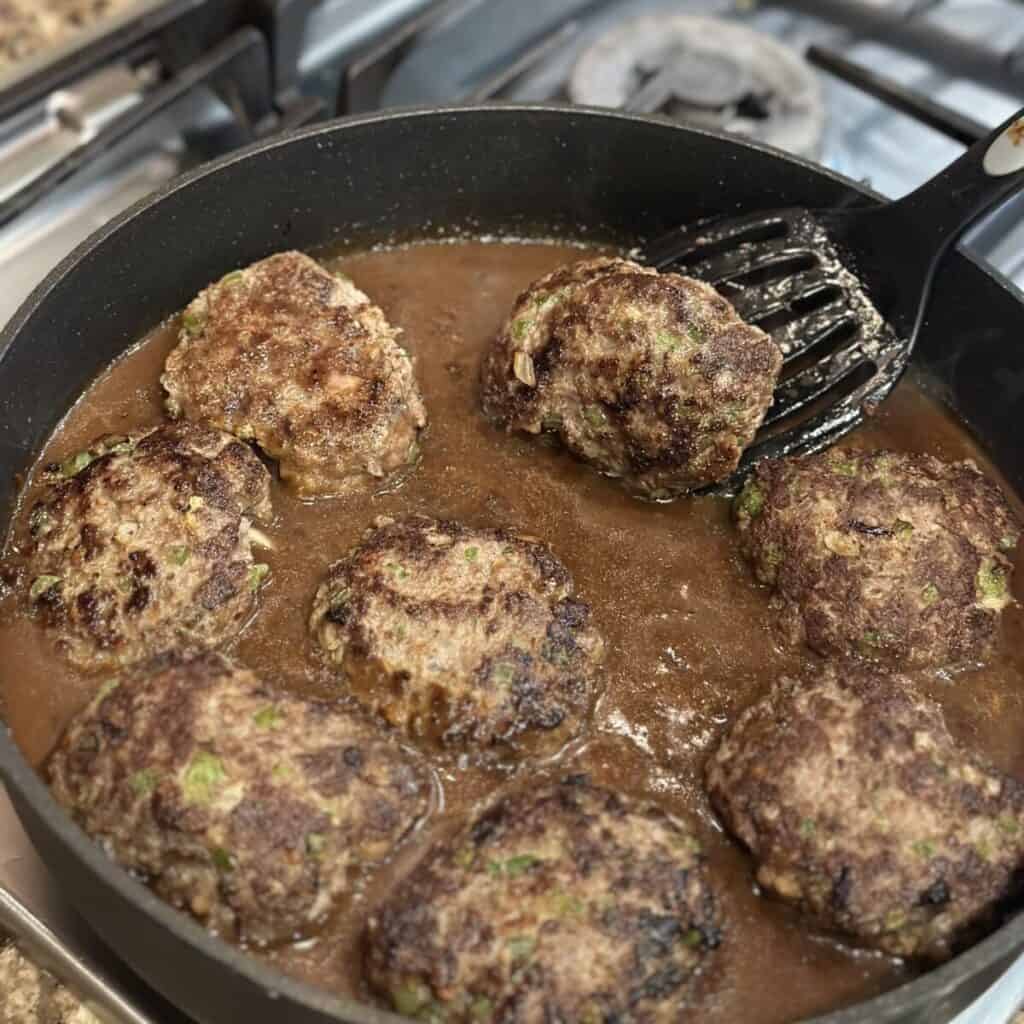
left=2, top=2, right=1024, bottom=1022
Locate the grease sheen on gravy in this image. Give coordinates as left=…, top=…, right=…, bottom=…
left=2, top=240, right=1023, bottom=1022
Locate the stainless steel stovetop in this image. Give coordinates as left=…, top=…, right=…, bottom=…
left=2, top=2, right=1024, bottom=1021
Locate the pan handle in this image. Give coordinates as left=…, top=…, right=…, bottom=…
left=821, top=105, right=1024, bottom=349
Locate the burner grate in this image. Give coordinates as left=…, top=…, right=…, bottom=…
left=567, top=14, right=825, bottom=158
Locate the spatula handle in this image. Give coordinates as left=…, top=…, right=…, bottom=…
left=894, top=106, right=1024, bottom=254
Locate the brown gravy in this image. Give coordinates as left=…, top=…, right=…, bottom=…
left=2, top=240, right=1023, bottom=1023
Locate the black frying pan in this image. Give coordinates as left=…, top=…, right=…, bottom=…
left=1, top=105, right=1023, bottom=1024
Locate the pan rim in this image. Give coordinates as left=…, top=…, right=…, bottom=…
left=0, top=102, right=1022, bottom=1024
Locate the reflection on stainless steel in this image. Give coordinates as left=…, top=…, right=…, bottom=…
left=0, top=61, right=157, bottom=204
left=0, top=785, right=189, bottom=1024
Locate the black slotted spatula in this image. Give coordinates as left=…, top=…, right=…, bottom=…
left=645, top=106, right=1024, bottom=491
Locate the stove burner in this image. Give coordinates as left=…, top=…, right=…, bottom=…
left=569, top=14, right=825, bottom=159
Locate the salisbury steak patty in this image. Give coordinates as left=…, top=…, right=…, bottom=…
left=162, top=251, right=427, bottom=498
left=47, top=653, right=432, bottom=947
left=21, top=422, right=272, bottom=671
left=480, top=257, right=782, bottom=497
left=706, top=666, right=1024, bottom=959
left=365, top=776, right=720, bottom=1022
left=310, top=516, right=604, bottom=757
left=734, top=447, right=1020, bottom=667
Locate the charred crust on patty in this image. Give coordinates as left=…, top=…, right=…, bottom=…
left=21, top=422, right=272, bottom=671
left=734, top=447, right=1020, bottom=668
left=309, top=515, right=604, bottom=759
left=480, top=257, right=782, bottom=497
left=364, top=776, right=720, bottom=1022
left=161, top=251, right=427, bottom=498
left=706, top=665, right=1024, bottom=960
left=46, top=652, right=432, bottom=947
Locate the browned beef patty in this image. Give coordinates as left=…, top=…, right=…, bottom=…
left=20, top=422, right=272, bottom=671
left=480, top=257, right=782, bottom=497
left=734, top=447, right=1020, bottom=667
left=365, top=776, right=721, bottom=1022
left=309, top=515, right=604, bottom=759
left=162, top=251, right=427, bottom=498
left=706, top=665, right=1024, bottom=959
left=47, top=652, right=432, bottom=947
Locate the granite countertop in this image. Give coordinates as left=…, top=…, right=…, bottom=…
left=0, top=937, right=99, bottom=1024
left=0, top=0, right=135, bottom=74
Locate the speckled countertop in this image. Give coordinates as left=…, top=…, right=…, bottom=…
left=0, top=936, right=99, bottom=1024
left=0, top=0, right=136, bottom=73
